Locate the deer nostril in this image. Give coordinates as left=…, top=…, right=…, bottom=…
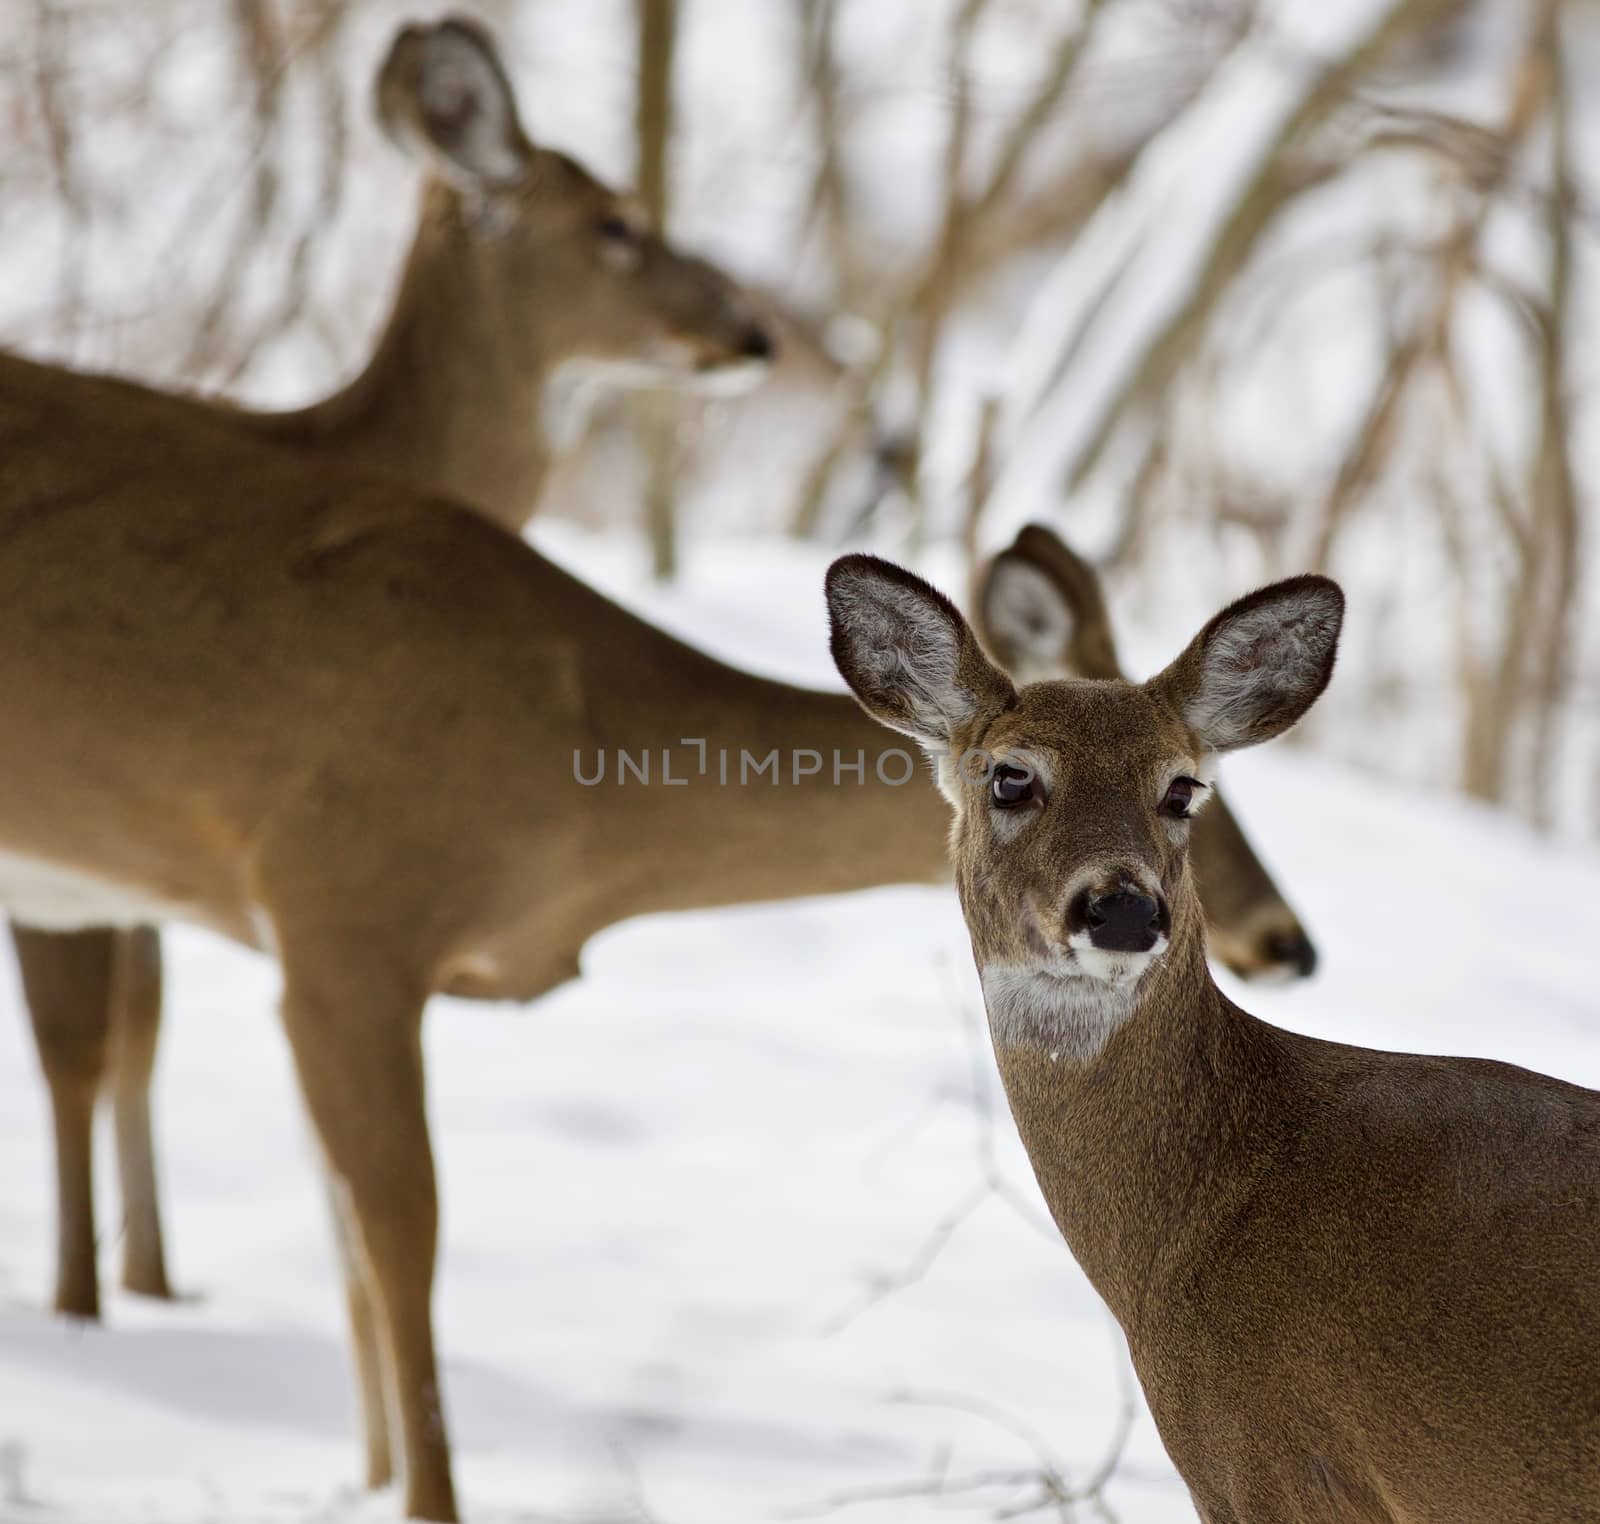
left=739, top=324, right=776, bottom=363
left=1084, top=891, right=1162, bottom=953
left=1262, top=927, right=1318, bottom=979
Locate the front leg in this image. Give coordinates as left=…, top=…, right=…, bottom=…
left=277, top=934, right=456, bottom=1522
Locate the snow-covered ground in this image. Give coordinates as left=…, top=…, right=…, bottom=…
left=1, top=533, right=1597, bottom=1524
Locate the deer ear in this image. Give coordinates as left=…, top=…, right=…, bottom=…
left=1154, top=576, right=1343, bottom=753
left=826, top=555, right=1014, bottom=750
left=376, top=17, right=531, bottom=189
left=975, top=525, right=1122, bottom=682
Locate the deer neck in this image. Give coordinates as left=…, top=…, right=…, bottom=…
left=255, top=183, right=553, bottom=531
left=982, top=893, right=1298, bottom=1332
left=578, top=644, right=955, bottom=923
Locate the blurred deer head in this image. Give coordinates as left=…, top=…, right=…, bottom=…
left=973, top=525, right=1320, bottom=983
left=376, top=18, right=773, bottom=396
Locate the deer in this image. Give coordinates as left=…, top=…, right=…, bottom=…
left=13, top=13, right=775, bottom=1326
left=0, top=310, right=1341, bottom=1515
left=825, top=553, right=1600, bottom=1524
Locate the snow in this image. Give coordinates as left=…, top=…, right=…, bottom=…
left=2, top=531, right=1597, bottom=1524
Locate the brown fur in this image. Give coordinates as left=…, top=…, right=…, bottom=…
left=0, top=351, right=941, bottom=1520
left=828, top=555, right=1600, bottom=1524
left=11, top=13, right=771, bottom=1332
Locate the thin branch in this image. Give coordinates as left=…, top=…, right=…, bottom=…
left=30, top=0, right=89, bottom=337
left=787, top=1371, right=1137, bottom=1522
left=1040, top=0, right=1458, bottom=500
left=820, top=960, right=1057, bottom=1336
left=179, top=0, right=288, bottom=379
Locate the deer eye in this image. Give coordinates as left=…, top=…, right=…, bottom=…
left=598, top=213, right=639, bottom=243
left=991, top=762, right=1040, bottom=810
left=1160, top=775, right=1204, bottom=819
left=597, top=213, right=644, bottom=272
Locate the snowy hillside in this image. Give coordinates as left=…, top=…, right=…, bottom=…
left=1, top=533, right=1595, bottom=1524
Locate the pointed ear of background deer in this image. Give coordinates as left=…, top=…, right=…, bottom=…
left=975, top=524, right=1123, bottom=683
left=377, top=17, right=532, bottom=190
left=826, top=555, right=1015, bottom=751
left=1153, top=576, right=1344, bottom=753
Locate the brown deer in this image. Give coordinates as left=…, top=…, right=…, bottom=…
left=0, top=356, right=931, bottom=1517
left=0, top=326, right=1334, bottom=1513
left=826, top=554, right=1600, bottom=1524
left=975, top=523, right=1317, bottom=982
left=14, top=13, right=774, bottom=1326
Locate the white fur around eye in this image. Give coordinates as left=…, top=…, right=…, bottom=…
left=988, top=801, right=1036, bottom=842
left=981, top=750, right=1050, bottom=838
left=599, top=237, right=642, bottom=274
left=1161, top=767, right=1212, bottom=823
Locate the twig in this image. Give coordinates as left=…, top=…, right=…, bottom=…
left=820, top=957, right=1057, bottom=1337
left=30, top=0, right=89, bottom=339
left=787, top=1368, right=1138, bottom=1522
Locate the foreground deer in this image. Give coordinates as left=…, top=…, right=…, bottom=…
left=826, top=556, right=1600, bottom=1523
left=15, top=13, right=773, bottom=1324
left=976, top=525, right=1316, bottom=981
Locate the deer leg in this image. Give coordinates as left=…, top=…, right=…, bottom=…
left=324, top=1167, right=394, bottom=1490
left=107, top=927, right=173, bottom=1299
left=280, top=957, right=456, bottom=1522
left=12, top=923, right=115, bottom=1320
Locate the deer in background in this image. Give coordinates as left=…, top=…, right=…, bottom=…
left=826, top=556, right=1600, bottom=1524
left=975, top=524, right=1318, bottom=981
left=14, top=13, right=774, bottom=1325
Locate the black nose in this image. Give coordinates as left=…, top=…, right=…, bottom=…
left=1085, top=891, right=1163, bottom=954
left=739, top=323, right=776, bottom=362
left=1262, top=927, right=1318, bottom=978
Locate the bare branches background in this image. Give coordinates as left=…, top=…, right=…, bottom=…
left=2, top=0, right=1596, bottom=837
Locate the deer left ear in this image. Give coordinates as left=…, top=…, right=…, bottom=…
left=1154, top=576, right=1343, bottom=753
left=376, top=17, right=532, bottom=190
left=826, top=555, right=1014, bottom=751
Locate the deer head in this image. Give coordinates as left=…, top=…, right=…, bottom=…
left=828, top=556, right=1341, bottom=1053
left=375, top=17, right=773, bottom=395
left=974, top=525, right=1321, bottom=983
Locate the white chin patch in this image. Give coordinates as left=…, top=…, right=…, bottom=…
left=981, top=962, right=1134, bottom=1063
left=1066, top=931, right=1167, bottom=987
left=542, top=355, right=735, bottom=450
left=981, top=932, right=1168, bottom=1061
left=683, top=356, right=772, bottom=398
left=550, top=351, right=770, bottom=403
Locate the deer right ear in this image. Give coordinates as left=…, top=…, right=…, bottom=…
left=376, top=18, right=531, bottom=190
left=826, top=555, right=1014, bottom=750
left=1154, top=575, right=1344, bottom=753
